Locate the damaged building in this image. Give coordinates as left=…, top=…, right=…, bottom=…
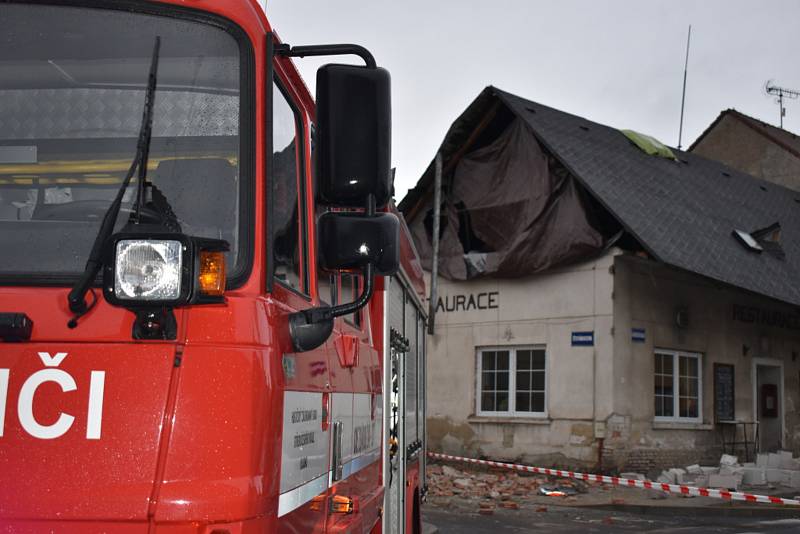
left=399, top=86, right=800, bottom=472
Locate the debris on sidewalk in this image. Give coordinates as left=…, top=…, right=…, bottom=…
left=655, top=451, right=800, bottom=492
left=426, top=451, right=800, bottom=512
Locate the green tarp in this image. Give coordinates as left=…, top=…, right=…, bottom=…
left=621, top=129, right=677, bottom=160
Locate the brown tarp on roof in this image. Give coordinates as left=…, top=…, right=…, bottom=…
left=409, top=117, right=605, bottom=280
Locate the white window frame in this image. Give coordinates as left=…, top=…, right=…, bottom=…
left=653, top=348, right=703, bottom=423
left=475, top=345, right=547, bottom=418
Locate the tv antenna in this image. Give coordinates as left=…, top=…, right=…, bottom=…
left=765, top=81, right=800, bottom=129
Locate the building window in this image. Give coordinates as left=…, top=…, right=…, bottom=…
left=477, top=347, right=546, bottom=417
left=654, top=349, right=702, bottom=421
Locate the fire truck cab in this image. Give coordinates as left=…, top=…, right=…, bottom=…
left=0, top=1, right=427, bottom=532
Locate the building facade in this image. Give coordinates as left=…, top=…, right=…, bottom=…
left=428, top=250, right=800, bottom=471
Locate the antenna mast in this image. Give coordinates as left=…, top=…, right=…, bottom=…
left=677, top=25, right=691, bottom=150
left=766, top=82, right=800, bottom=129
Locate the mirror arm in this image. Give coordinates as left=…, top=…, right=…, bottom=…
left=274, top=43, right=376, bottom=69
left=287, top=263, right=375, bottom=353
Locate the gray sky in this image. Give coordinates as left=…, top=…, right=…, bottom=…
left=268, top=0, right=800, bottom=202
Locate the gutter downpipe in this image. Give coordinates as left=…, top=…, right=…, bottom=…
left=427, top=152, right=443, bottom=335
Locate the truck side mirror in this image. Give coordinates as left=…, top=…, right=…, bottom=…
left=318, top=212, right=399, bottom=276
left=316, top=64, right=391, bottom=207
left=280, top=46, right=396, bottom=353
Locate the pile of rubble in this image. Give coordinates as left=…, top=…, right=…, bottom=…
left=426, top=463, right=590, bottom=512
left=644, top=452, right=800, bottom=491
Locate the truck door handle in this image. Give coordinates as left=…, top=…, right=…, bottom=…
left=332, top=420, right=344, bottom=482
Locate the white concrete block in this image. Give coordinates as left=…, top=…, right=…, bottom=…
left=780, top=451, right=795, bottom=470
left=756, top=454, right=769, bottom=468
left=621, top=472, right=645, bottom=481
left=657, top=471, right=676, bottom=484
left=709, top=474, right=739, bottom=490
left=678, top=473, right=708, bottom=486
left=741, top=467, right=767, bottom=486
left=768, top=453, right=782, bottom=468
left=700, top=466, right=720, bottom=475
left=720, top=454, right=739, bottom=467
left=788, top=471, right=800, bottom=489
left=720, top=465, right=744, bottom=476
left=686, top=464, right=703, bottom=474
left=766, top=468, right=784, bottom=483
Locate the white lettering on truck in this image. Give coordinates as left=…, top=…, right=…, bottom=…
left=0, top=352, right=106, bottom=440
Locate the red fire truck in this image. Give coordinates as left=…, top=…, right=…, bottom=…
left=0, top=1, right=427, bottom=532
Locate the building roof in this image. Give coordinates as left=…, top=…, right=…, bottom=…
left=689, top=108, right=800, bottom=161
left=400, top=86, right=800, bottom=308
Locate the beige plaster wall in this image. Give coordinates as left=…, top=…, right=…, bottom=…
left=610, top=255, right=800, bottom=470
left=425, top=251, right=616, bottom=467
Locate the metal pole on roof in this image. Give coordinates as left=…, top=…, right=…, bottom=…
left=427, top=152, right=443, bottom=335
left=677, top=25, right=691, bottom=150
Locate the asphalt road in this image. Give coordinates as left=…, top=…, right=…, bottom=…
left=424, top=504, right=800, bottom=533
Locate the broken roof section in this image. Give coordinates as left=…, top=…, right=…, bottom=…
left=399, top=86, right=800, bottom=307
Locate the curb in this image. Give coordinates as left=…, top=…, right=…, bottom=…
left=580, top=502, right=800, bottom=519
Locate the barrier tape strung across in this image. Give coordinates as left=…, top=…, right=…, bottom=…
left=428, top=452, right=800, bottom=507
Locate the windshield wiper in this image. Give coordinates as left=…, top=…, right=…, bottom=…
left=67, top=36, right=161, bottom=328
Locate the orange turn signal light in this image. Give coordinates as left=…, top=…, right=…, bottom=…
left=309, top=495, right=326, bottom=512
left=330, top=494, right=356, bottom=514
left=198, top=251, right=226, bottom=296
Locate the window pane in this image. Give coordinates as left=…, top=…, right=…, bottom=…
left=517, top=371, right=530, bottom=391
left=517, top=350, right=531, bottom=370
left=532, top=350, right=545, bottom=370
left=531, top=392, right=545, bottom=412
left=496, top=393, right=509, bottom=411
left=482, top=351, right=495, bottom=371
left=496, top=370, right=509, bottom=391
left=272, top=81, right=303, bottom=291
left=662, top=354, right=673, bottom=375
left=481, top=371, right=495, bottom=391
left=496, top=351, right=509, bottom=370
left=532, top=371, right=545, bottom=391
left=481, top=392, right=495, bottom=412
left=654, top=353, right=674, bottom=417
left=682, top=398, right=698, bottom=418
left=516, top=392, right=531, bottom=412
left=664, top=397, right=674, bottom=417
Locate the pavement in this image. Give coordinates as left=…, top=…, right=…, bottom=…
left=423, top=501, right=800, bottom=533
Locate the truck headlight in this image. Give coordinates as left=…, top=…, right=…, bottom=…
left=103, top=232, right=228, bottom=309
left=114, top=240, right=183, bottom=300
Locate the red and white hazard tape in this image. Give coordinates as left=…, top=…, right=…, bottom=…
left=428, top=452, right=800, bottom=506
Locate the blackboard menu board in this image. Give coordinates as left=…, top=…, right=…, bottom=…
left=714, top=364, right=735, bottom=422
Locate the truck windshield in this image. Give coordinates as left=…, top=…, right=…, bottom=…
left=0, top=4, right=247, bottom=282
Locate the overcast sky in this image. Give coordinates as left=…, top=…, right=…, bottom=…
left=267, top=0, right=800, bottom=203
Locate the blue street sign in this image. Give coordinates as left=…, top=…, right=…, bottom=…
left=571, top=331, right=594, bottom=347
left=632, top=328, right=646, bottom=343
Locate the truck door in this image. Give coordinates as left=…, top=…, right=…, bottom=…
left=270, top=71, right=333, bottom=534
left=326, top=274, right=383, bottom=533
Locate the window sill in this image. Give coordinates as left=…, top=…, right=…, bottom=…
left=468, top=415, right=551, bottom=425
left=652, top=421, right=713, bottom=431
